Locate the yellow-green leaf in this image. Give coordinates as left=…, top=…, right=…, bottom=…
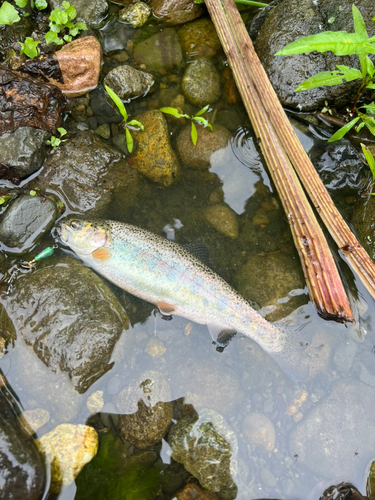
left=191, top=121, right=198, bottom=146
left=327, top=116, right=360, bottom=142
left=125, top=127, right=133, bottom=153
left=105, top=85, right=128, bottom=122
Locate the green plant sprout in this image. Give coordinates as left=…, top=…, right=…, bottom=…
left=14, top=0, right=48, bottom=11
left=194, top=0, right=267, bottom=6
left=45, top=1, right=87, bottom=46
left=276, top=5, right=375, bottom=142
left=361, top=143, right=375, bottom=196
left=160, top=105, right=212, bottom=146
left=46, top=127, right=67, bottom=148
left=18, top=37, right=40, bottom=58
left=105, top=85, right=144, bottom=154
left=0, top=2, right=21, bottom=42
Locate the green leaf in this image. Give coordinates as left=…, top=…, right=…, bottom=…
left=62, top=1, right=70, bottom=9
left=195, top=104, right=209, bottom=116
left=127, top=119, right=144, bottom=130
left=125, top=127, right=133, bottom=153
left=356, top=122, right=365, bottom=132
left=366, top=82, right=375, bottom=89
left=366, top=55, right=375, bottom=77
left=295, top=65, right=362, bottom=91
left=14, top=0, right=28, bottom=7
left=69, top=26, right=78, bottom=36
left=63, top=34, right=72, bottom=42
left=160, top=107, right=187, bottom=119
left=360, top=113, right=375, bottom=135
left=360, top=102, right=375, bottom=113
left=75, top=21, right=87, bottom=31
left=57, top=127, right=67, bottom=137
left=275, top=31, right=373, bottom=57
left=105, top=85, right=128, bottom=122
left=35, top=0, right=48, bottom=10
left=191, top=121, right=198, bottom=146
left=327, top=116, right=360, bottom=142
left=65, top=5, right=77, bottom=21
left=193, top=116, right=209, bottom=127
left=0, top=2, right=21, bottom=26
left=361, top=143, right=375, bottom=180
left=352, top=5, right=368, bottom=39
left=45, top=30, right=58, bottom=45
left=18, top=37, right=40, bottom=58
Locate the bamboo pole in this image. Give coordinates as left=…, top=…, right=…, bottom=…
left=205, top=0, right=354, bottom=322
left=205, top=0, right=375, bottom=302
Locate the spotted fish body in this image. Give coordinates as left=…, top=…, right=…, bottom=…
left=58, top=218, right=308, bottom=381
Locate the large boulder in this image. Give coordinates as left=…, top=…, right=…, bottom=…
left=150, top=0, right=204, bottom=26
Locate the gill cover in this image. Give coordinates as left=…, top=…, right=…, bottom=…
left=59, top=218, right=108, bottom=255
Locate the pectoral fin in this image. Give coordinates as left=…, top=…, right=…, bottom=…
left=157, top=301, right=176, bottom=316
left=207, top=324, right=237, bottom=347
left=92, top=247, right=111, bottom=261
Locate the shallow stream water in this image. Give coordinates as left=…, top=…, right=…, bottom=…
left=1, top=3, right=375, bottom=500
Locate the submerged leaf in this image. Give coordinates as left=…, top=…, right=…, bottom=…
left=105, top=85, right=128, bottom=122
left=327, top=116, right=360, bottom=142
left=361, top=143, right=375, bottom=180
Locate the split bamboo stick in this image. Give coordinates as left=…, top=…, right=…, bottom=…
left=205, top=0, right=375, bottom=303
left=205, top=0, right=354, bottom=322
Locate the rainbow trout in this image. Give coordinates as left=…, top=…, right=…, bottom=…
left=57, top=218, right=308, bottom=381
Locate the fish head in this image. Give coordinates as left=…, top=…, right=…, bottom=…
left=57, top=218, right=109, bottom=256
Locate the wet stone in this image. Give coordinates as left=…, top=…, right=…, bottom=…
left=89, top=86, right=123, bottom=125
left=202, top=204, right=239, bottom=239
left=0, top=195, right=58, bottom=254
left=37, top=424, right=98, bottom=494
left=0, top=388, right=46, bottom=500
left=130, top=110, right=180, bottom=186
left=2, top=256, right=130, bottom=393
left=176, top=124, right=231, bottom=169
left=351, top=196, right=375, bottom=261
left=242, top=412, right=275, bottom=452
left=145, top=337, right=166, bottom=357
left=104, top=65, right=153, bottom=100
left=0, top=127, right=50, bottom=178
left=182, top=58, right=221, bottom=107
left=178, top=18, right=222, bottom=60
left=254, top=0, right=375, bottom=111
left=21, top=409, right=50, bottom=433
left=168, top=411, right=238, bottom=499
left=119, top=2, right=151, bottom=28
left=134, top=28, right=184, bottom=71
left=95, top=123, right=111, bottom=139
left=150, top=0, right=204, bottom=26
left=175, top=483, right=219, bottom=499
left=333, top=340, right=357, bottom=373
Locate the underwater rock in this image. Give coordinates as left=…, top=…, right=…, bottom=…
left=0, top=195, right=58, bottom=254
left=242, top=412, right=275, bottom=452
left=87, top=391, right=104, bottom=414
left=89, top=86, right=124, bottom=125
left=0, top=127, right=50, bottom=178
left=168, top=411, right=238, bottom=499
left=202, top=204, right=239, bottom=239
left=33, top=131, right=140, bottom=216
left=134, top=28, right=184, bottom=70
left=115, top=371, right=173, bottom=448
left=289, top=381, right=375, bottom=477
left=351, top=196, right=375, bottom=261
left=130, top=110, right=180, bottom=186
left=176, top=484, right=219, bottom=499
left=178, top=18, right=222, bottom=60
left=150, top=0, right=203, bottom=26
left=176, top=124, right=231, bottom=169
left=182, top=58, right=221, bottom=107
left=254, top=0, right=375, bottom=111
left=21, top=409, right=50, bottom=433
left=104, top=65, right=153, bottom=100
left=49, top=36, right=102, bottom=97
left=2, top=256, right=129, bottom=393
left=37, top=424, right=98, bottom=494
left=333, top=340, right=357, bottom=373
left=119, top=2, right=151, bottom=27
left=0, top=386, right=46, bottom=500
left=94, top=123, right=111, bottom=139
left=49, top=0, right=108, bottom=28
left=235, top=251, right=306, bottom=322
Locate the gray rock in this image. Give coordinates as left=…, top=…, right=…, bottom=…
left=0, top=387, right=45, bottom=499
left=351, top=196, right=375, bottom=261
left=0, top=195, right=57, bottom=254
left=115, top=371, right=173, bottom=449
left=242, top=412, right=275, bottom=452
left=333, top=340, right=358, bottom=372
left=89, top=86, right=123, bottom=125
left=1, top=256, right=130, bottom=393
left=254, top=0, right=375, bottom=111
left=104, top=65, right=154, bottom=100
left=182, top=58, right=221, bottom=107
left=134, top=28, right=183, bottom=71
left=247, top=0, right=284, bottom=41
left=289, top=381, right=375, bottom=477
left=49, top=0, right=108, bottom=28
left=32, top=131, right=140, bottom=216
left=119, top=2, right=151, bottom=28
left=0, top=127, right=50, bottom=178
left=168, top=411, right=238, bottom=499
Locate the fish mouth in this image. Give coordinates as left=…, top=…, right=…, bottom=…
left=51, top=222, right=67, bottom=245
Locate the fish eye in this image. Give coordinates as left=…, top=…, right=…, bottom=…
left=69, top=219, right=82, bottom=230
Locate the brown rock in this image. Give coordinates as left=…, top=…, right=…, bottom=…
left=178, top=18, right=222, bottom=59
left=51, top=36, right=102, bottom=97
left=202, top=204, right=239, bottom=239
left=176, top=484, right=219, bottom=500
left=150, top=0, right=203, bottom=25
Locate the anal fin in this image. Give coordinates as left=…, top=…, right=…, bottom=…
left=157, top=301, right=176, bottom=316
left=207, top=323, right=237, bottom=347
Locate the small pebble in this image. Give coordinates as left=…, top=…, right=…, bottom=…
left=145, top=338, right=166, bottom=358
left=86, top=390, right=104, bottom=414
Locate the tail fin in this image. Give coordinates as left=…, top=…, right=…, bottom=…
left=270, top=328, right=309, bottom=382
